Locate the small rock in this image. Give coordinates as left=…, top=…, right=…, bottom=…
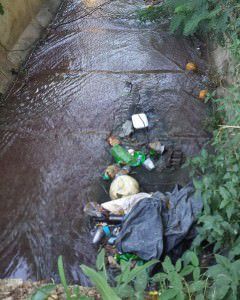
left=149, top=141, right=165, bottom=154
left=119, top=120, right=134, bottom=137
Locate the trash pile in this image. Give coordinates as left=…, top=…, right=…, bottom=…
left=84, top=113, right=202, bottom=265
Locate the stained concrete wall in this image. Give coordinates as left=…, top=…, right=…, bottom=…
left=0, top=0, right=61, bottom=94
left=0, top=0, right=46, bottom=49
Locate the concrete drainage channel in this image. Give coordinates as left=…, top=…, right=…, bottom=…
left=0, top=0, right=211, bottom=291
left=0, top=0, right=62, bottom=94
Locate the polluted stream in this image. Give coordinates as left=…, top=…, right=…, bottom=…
left=0, top=0, right=211, bottom=285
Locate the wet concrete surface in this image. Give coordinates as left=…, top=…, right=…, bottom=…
left=0, top=0, right=211, bottom=284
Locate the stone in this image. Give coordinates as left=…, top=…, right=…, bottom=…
left=119, top=120, right=134, bottom=137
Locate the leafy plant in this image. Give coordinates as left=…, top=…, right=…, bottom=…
left=81, top=248, right=158, bottom=299
left=189, top=86, right=240, bottom=253
left=207, top=255, right=240, bottom=299
left=152, top=252, right=207, bottom=300
left=31, top=256, right=91, bottom=300
left=138, top=0, right=240, bottom=45
left=31, top=284, right=56, bottom=300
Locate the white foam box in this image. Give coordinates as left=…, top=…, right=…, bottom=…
left=131, top=113, right=148, bottom=129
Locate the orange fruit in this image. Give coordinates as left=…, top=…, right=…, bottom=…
left=186, top=62, right=197, bottom=72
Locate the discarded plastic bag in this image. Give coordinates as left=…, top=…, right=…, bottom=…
left=101, top=192, right=152, bottom=215
left=109, top=175, right=140, bottom=200
left=116, top=183, right=202, bottom=261
left=116, top=195, right=164, bottom=260
left=83, top=201, right=103, bottom=218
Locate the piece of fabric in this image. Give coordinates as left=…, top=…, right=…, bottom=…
left=101, top=192, right=152, bottom=215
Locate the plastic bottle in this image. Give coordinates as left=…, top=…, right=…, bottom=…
left=131, top=151, right=146, bottom=167
left=111, top=144, right=135, bottom=165
left=111, top=145, right=145, bottom=167
left=92, top=227, right=105, bottom=244
left=108, top=215, right=124, bottom=223
left=92, top=224, right=111, bottom=244
left=115, top=253, right=140, bottom=262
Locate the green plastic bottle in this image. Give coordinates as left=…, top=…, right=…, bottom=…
left=111, top=145, right=135, bottom=165
left=115, top=253, right=140, bottom=262
left=111, top=145, right=145, bottom=167
left=131, top=151, right=146, bottom=167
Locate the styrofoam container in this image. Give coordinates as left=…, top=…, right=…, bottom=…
left=131, top=113, right=148, bottom=129
left=143, top=158, right=155, bottom=171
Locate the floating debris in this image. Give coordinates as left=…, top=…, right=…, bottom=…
left=148, top=141, right=165, bottom=154
left=199, top=89, right=208, bottom=100
left=143, top=157, right=155, bottom=171
left=186, top=62, right=197, bottom=72
left=109, top=175, right=140, bottom=200
left=132, top=113, right=149, bottom=129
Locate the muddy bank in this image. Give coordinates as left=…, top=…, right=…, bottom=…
left=0, top=278, right=98, bottom=299
left=0, top=0, right=210, bottom=284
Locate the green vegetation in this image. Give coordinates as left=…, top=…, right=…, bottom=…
left=138, top=0, right=240, bottom=44
left=32, top=249, right=240, bottom=299
left=189, top=88, right=240, bottom=255
left=138, top=0, right=240, bottom=298
left=0, top=3, right=4, bottom=15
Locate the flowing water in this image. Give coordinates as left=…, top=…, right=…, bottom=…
left=0, top=0, right=211, bottom=284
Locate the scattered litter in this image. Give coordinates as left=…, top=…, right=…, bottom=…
left=148, top=141, right=165, bottom=154
left=108, top=237, right=117, bottom=245
left=84, top=202, right=104, bottom=218
left=116, top=165, right=132, bottom=177
left=109, top=175, right=140, bottom=200
left=84, top=115, right=200, bottom=264
left=128, top=148, right=135, bottom=155
left=102, top=164, right=131, bottom=180
left=119, top=120, right=134, bottom=137
left=108, top=255, right=119, bottom=268
left=131, top=151, right=146, bottom=167
left=115, top=253, right=140, bottom=263
left=199, top=89, right=208, bottom=100
left=111, top=144, right=135, bottom=165
left=132, top=113, right=149, bottom=129
left=143, top=157, right=155, bottom=171
left=101, top=192, right=152, bottom=215
left=108, top=136, right=120, bottom=147
left=102, top=164, right=121, bottom=180
left=186, top=62, right=197, bottom=72
left=111, top=145, right=145, bottom=167
left=92, top=224, right=108, bottom=244
left=115, top=183, right=202, bottom=260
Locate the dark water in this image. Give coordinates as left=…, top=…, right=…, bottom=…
left=0, top=0, right=210, bottom=284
